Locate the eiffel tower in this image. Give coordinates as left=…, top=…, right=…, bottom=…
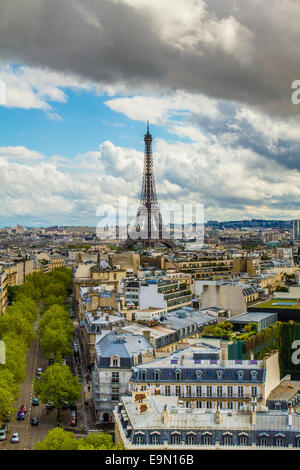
left=124, top=122, right=176, bottom=249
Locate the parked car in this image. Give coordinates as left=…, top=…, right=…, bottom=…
left=11, top=433, right=19, bottom=443
left=32, top=398, right=39, bottom=406
left=19, top=405, right=27, bottom=414
left=62, top=358, right=67, bottom=366
left=0, top=424, right=8, bottom=433
left=17, top=411, right=25, bottom=420
left=62, top=401, right=70, bottom=409
left=71, top=416, right=76, bottom=426
left=0, top=429, right=6, bottom=441
left=36, top=375, right=41, bottom=381
left=46, top=401, right=55, bottom=410
left=37, top=368, right=42, bottom=375
left=31, top=417, right=39, bottom=426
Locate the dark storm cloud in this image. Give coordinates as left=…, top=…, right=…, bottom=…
left=0, top=0, right=300, bottom=117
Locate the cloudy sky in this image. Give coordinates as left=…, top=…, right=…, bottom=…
left=0, top=0, right=300, bottom=226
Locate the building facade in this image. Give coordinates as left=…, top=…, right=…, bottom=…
left=130, top=347, right=280, bottom=410
left=92, top=332, right=154, bottom=424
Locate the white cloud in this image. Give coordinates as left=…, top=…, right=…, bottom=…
left=1, top=135, right=300, bottom=225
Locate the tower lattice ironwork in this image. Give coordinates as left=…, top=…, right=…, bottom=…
left=124, top=122, right=175, bottom=249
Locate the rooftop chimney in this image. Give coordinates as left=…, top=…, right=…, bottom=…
left=251, top=404, right=256, bottom=426
left=288, top=404, right=293, bottom=426
left=215, top=406, right=222, bottom=424
left=162, top=404, right=168, bottom=424
left=143, top=330, right=151, bottom=341
left=220, top=341, right=228, bottom=361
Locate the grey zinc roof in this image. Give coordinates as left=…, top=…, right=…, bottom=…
left=95, top=332, right=153, bottom=358
left=120, top=395, right=300, bottom=432
left=230, top=311, right=277, bottom=323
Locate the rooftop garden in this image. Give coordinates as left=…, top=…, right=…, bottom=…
left=202, top=321, right=257, bottom=341
left=256, top=299, right=300, bottom=309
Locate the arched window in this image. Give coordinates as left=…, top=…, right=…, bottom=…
left=176, top=369, right=182, bottom=381
left=251, top=370, right=258, bottom=381
left=187, top=434, right=195, bottom=445
left=154, top=369, right=160, bottom=381
left=216, top=370, right=223, bottom=380
left=141, top=370, right=147, bottom=381
left=237, top=370, right=244, bottom=381
left=196, top=370, right=202, bottom=380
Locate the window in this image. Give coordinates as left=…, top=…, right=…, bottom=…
left=136, top=435, right=144, bottom=445
left=207, top=386, right=212, bottom=397
left=203, top=435, right=211, bottom=445
left=176, top=386, right=181, bottom=397
left=227, top=386, right=233, bottom=398
left=275, top=437, right=283, bottom=447
left=186, top=386, right=192, bottom=397
left=228, top=401, right=233, bottom=410
left=154, top=370, right=160, bottom=381
left=216, top=370, right=223, bottom=380
left=172, top=435, right=180, bottom=445
left=196, top=386, right=202, bottom=397
left=111, top=387, right=119, bottom=401
left=176, top=370, right=181, bottom=381
left=237, top=370, right=244, bottom=381
left=217, top=401, right=222, bottom=409
left=112, top=372, right=119, bottom=383
left=151, top=435, right=159, bottom=445
left=223, top=435, right=232, bottom=446
left=187, top=435, right=195, bottom=445
left=165, top=386, right=171, bottom=396
left=217, top=386, right=222, bottom=398
left=196, top=401, right=202, bottom=408
left=239, top=436, right=248, bottom=446
left=259, top=437, right=268, bottom=447
left=238, top=386, right=244, bottom=398
left=251, top=370, right=257, bottom=381
left=112, top=359, right=118, bottom=367
left=207, top=401, right=212, bottom=409
left=141, top=370, right=146, bottom=381
left=251, top=386, right=257, bottom=397
left=196, top=370, right=202, bottom=380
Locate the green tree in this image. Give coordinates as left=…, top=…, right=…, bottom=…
left=35, top=428, right=78, bottom=450
left=40, top=327, right=72, bottom=360
left=1, top=333, right=28, bottom=383
left=0, top=369, right=19, bottom=401
left=77, top=432, right=123, bottom=450
left=34, top=364, right=81, bottom=419
left=0, top=311, right=35, bottom=346
left=0, top=384, right=15, bottom=426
